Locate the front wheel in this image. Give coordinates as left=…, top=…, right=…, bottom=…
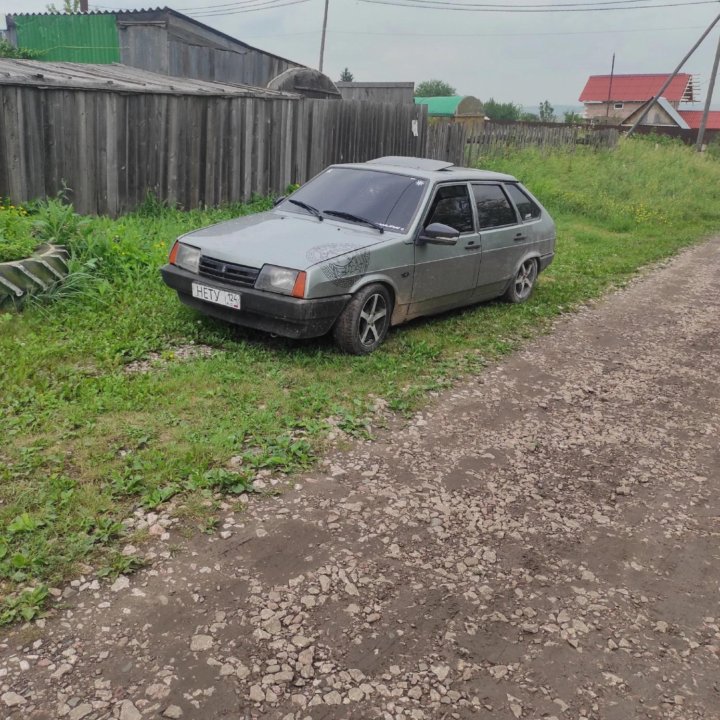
left=333, top=284, right=392, bottom=355
left=503, top=258, right=538, bottom=303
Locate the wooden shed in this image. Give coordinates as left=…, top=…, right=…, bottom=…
left=414, top=95, right=485, bottom=127
left=336, top=82, right=415, bottom=104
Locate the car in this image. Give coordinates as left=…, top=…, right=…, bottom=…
left=160, top=157, right=556, bottom=354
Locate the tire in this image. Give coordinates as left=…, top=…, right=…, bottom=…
left=503, top=258, right=538, bottom=304
left=333, top=283, right=392, bottom=355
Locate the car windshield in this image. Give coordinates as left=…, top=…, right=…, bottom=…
left=280, top=168, right=427, bottom=233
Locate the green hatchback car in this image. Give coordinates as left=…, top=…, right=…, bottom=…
left=161, top=156, right=555, bottom=354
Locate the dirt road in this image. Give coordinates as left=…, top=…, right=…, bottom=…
left=2, top=237, right=719, bottom=720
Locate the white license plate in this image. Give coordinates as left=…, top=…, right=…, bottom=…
left=191, top=282, right=241, bottom=310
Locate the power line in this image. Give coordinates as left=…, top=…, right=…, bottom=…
left=238, top=23, right=706, bottom=36
left=357, top=0, right=720, bottom=11
left=188, top=0, right=311, bottom=16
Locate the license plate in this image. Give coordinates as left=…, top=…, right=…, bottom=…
left=191, top=282, right=241, bottom=310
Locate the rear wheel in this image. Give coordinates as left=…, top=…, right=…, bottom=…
left=503, top=258, right=538, bottom=303
left=333, top=283, right=392, bottom=355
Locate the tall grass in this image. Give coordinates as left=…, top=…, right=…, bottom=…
left=1, top=138, right=719, bottom=624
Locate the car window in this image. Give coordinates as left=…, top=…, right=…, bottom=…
left=425, top=185, right=474, bottom=233
left=280, top=167, right=427, bottom=233
left=472, top=184, right=518, bottom=229
left=505, top=184, right=542, bottom=221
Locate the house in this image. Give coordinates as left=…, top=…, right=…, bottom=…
left=620, top=98, right=720, bottom=133
left=414, top=95, right=485, bottom=126
left=579, top=73, right=698, bottom=124
left=676, top=110, right=720, bottom=131
left=336, top=82, right=415, bottom=104
left=4, top=8, right=302, bottom=89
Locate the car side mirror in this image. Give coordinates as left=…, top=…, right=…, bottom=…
left=273, top=196, right=286, bottom=207
left=418, top=222, right=460, bottom=246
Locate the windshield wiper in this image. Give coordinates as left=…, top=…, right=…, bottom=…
left=323, top=210, right=384, bottom=234
left=288, top=199, right=323, bottom=221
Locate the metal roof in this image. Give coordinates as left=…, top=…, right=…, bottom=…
left=677, top=110, right=720, bottom=130
left=5, top=7, right=303, bottom=69
left=579, top=73, right=694, bottom=103
left=0, top=59, right=297, bottom=98
left=414, top=95, right=465, bottom=116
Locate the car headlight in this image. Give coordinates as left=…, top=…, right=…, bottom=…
left=255, top=265, right=306, bottom=297
left=172, top=243, right=201, bottom=274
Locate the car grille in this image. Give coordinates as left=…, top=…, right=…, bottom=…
left=198, top=256, right=259, bottom=288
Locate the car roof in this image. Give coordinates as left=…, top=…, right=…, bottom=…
left=331, top=156, right=518, bottom=183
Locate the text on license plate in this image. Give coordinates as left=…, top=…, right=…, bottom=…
left=191, top=282, right=241, bottom=309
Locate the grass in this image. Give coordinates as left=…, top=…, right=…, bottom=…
left=1, top=138, right=720, bottom=624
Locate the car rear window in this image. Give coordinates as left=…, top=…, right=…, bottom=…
left=506, top=184, right=541, bottom=220
left=280, top=168, right=427, bottom=233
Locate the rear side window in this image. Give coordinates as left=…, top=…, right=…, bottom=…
left=425, top=185, right=474, bottom=233
left=506, top=184, right=541, bottom=221
left=472, top=184, right=517, bottom=229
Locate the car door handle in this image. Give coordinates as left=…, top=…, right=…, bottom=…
left=464, top=241, right=481, bottom=251
left=514, top=234, right=527, bottom=242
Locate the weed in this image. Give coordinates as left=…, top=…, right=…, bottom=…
left=0, top=586, right=48, bottom=625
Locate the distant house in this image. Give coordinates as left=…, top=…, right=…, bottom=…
left=414, top=95, right=485, bottom=126
left=579, top=73, right=698, bottom=124
left=5, top=8, right=303, bottom=89
left=336, top=82, right=415, bottom=104
left=620, top=98, right=720, bottom=132
left=676, top=110, right=720, bottom=131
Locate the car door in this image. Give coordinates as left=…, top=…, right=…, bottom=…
left=504, top=182, right=544, bottom=252
left=471, top=183, right=525, bottom=300
left=409, top=183, right=482, bottom=318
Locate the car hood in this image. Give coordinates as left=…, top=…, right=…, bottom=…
left=178, top=210, right=391, bottom=270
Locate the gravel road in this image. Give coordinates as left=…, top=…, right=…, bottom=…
left=2, top=237, right=719, bottom=720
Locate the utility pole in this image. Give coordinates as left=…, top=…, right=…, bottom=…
left=627, top=12, right=720, bottom=136
left=696, top=30, right=720, bottom=151
left=605, top=52, right=615, bottom=123
left=80, top=0, right=89, bottom=11
left=318, top=0, right=329, bottom=73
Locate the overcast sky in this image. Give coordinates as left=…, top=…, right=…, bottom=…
left=3, top=0, right=720, bottom=106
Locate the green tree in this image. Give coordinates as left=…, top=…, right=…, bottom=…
left=339, top=68, right=354, bottom=82
left=46, top=0, right=82, bottom=12
left=483, top=98, right=522, bottom=121
left=415, top=79, right=456, bottom=97
left=539, top=100, right=556, bottom=122
left=564, top=111, right=584, bottom=125
left=520, top=112, right=540, bottom=122
left=0, top=39, right=41, bottom=59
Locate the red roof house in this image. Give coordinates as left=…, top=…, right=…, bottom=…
left=579, top=73, right=698, bottom=123
left=677, top=110, right=720, bottom=130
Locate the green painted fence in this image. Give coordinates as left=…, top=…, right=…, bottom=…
left=14, top=14, right=120, bottom=63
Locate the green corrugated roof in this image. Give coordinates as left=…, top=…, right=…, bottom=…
left=14, top=14, right=120, bottom=63
left=414, top=95, right=464, bottom=116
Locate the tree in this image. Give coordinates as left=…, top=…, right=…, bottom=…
left=415, top=79, right=456, bottom=97
left=483, top=98, right=522, bottom=121
left=539, top=100, right=556, bottom=123
left=564, top=111, right=584, bottom=125
left=520, top=112, right=540, bottom=122
left=46, top=0, right=83, bottom=12
left=339, top=68, right=354, bottom=82
left=0, top=39, right=41, bottom=59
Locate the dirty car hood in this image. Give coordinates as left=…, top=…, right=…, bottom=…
left=178, top=210, right=389, bottom=270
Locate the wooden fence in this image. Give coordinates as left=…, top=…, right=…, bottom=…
left=0, top=87, right=427, bottom=215
left=426, top=120, right=619, bottom=167
left=0, top=85, right=621, bottom=216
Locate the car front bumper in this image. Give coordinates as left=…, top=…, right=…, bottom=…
left=160, top=265, right=350, bottom=339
